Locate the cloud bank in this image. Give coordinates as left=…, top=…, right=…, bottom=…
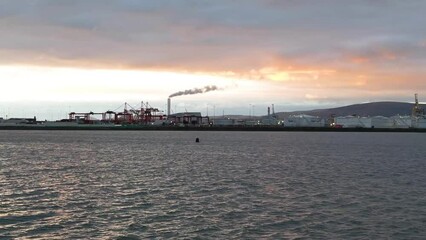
left=1, top=0, right=426, bottom=98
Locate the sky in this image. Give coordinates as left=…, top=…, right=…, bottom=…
left=1, top=0, right=426, bottom=120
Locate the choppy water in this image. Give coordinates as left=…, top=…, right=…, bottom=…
left=1, top=130, right=426, bottom=239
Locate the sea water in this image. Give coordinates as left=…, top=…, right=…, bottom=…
left=1, top=130, right=426, bottom=239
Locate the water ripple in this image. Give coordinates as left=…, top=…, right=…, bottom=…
left=1, top=131, right=426, bottom=239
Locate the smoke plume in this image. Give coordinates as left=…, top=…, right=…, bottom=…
left=169, top=85, right=220, bottom=98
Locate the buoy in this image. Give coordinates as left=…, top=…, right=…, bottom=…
left=195, top=137, right=200, bottom=143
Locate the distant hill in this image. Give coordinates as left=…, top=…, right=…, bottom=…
left=274, top=102, right=424, bottom=119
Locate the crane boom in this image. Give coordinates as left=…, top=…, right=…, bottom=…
left=412, top=93, right=424, bottom=117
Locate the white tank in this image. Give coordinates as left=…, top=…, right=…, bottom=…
left=334, top=116, right=371, bottom=128
left=412, top=117, right=426, bottom=128
left=391, top=116, right=412, bottom=128
left=214, top=118, right=235, bottom=126
left=371, top=116, right=393, bottom=128
left=284, top=115, right=325, bottom=127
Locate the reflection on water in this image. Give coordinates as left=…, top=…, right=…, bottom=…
left=1, top=131, right=426, bottom=239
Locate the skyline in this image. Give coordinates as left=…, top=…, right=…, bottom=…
left=1, top=0, right=426, bottom=120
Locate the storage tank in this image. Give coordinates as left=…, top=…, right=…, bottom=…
left=359, top=117, right=372, bottom=128
left=412, top=117, right=426, bottom=128
left=261, top=118, right=281, bottom=126
left=284, top=115, right=325, bottom=127
left=334, top=116, right=371, bottom=128
left=214, top=118, right=235, bottom=126
left=371, top=116, right=393, bottom=128
left=391, top=115, right=412, bottom=128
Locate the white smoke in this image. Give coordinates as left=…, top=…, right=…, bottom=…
left=169, top=85, right=220, bottom=98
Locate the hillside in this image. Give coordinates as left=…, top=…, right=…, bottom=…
left=274, top=102, right=424, bottom=119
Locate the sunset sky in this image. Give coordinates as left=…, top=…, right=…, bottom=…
left=1, top=0, right=426, bottom=120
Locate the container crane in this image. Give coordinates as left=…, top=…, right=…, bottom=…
left=412, top=93, right=424, bottom=117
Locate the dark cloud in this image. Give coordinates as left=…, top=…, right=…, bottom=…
left=1, top=0, right=426, bottom=78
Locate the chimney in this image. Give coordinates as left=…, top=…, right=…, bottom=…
left=167, top=98, right=171, bottom=116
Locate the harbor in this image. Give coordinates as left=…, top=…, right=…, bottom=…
left=1, top=94, right=425, bottom=131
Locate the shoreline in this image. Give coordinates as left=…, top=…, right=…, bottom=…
left=1, top=125, right=425, bottom=132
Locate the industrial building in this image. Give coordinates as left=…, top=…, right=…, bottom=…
left=0, top=117, right=37, bottom=125
left=167, top=112, right=209, bottom=126
left=1, top=94, right=426, bottom=130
